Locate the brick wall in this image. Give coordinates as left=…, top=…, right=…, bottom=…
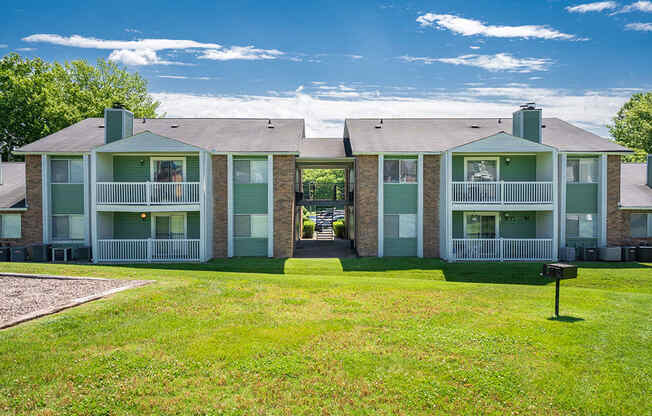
left=354, top=155, right=378, bottom=256
left=212, top=155, right=228, bottom=258
left=2, top=155, right=44, bottom=246
left=274, top=155, right=295, bottom=258
left=423, top=155, right=441, bottom=257
left=606, top=155, right=626, bottom=246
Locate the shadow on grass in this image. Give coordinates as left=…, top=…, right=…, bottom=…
left=547, top=316, right=585, bottom=323
left=103, top=257, right=288, bottom=275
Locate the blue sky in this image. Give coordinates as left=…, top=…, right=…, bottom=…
left=1, top=0, right=651, bottom=136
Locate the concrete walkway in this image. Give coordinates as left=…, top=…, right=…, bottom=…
left=293, top=239, right=356, bottom=258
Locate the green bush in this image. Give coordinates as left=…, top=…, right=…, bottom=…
left=333, top=220, right=346, bottom=238
left=303, top=220, right=315, bottom=238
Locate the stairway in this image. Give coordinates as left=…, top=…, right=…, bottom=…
left=316, top=229, right=334, bottom=240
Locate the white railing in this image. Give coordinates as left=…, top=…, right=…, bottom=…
left=451, top=182, right=553, bottom=204
left=452, top=238, right=553, bottom=261
left=96, top=239, right=200, bottom=262
left=96, top=182, right=200, bottom=205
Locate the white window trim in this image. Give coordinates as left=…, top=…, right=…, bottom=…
left=383, top=158, right=417, bottom=184
left=463, top=212, right=500, bottom=239
left=566, top=213, right=599, bottom=239
left=50, top=158, right=84, bottom=184
left=463, top=157, right=500, bottom=182
left=233, top=213, right=268, bottom=239
left=150, top=157, right=187, bottom=183
left=151, top=212, right=188, bottom=239
left=384, top=213, right=418, bottom=239
left=51, top=214, right=85, bottom=241
left=0, top=214, right=21, bottom=239
left=233, top=157, right=269, bottom=185
left=630, top=213, right=652, bottom=238
left=566, top=157, right=599, bottom=184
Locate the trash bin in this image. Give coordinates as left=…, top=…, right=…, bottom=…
left=10, top=246, right=28, bottom=262
left=637, top=246, right=652, bottom=262
left=580, top=247, right=598, bottom=261
left=599, top=247, right=621, bottom=261
left=29, top=244, right=51, bottom=262
left=74, top=246, right=91, bottom=261
left=0, top=246, right=10, bottom=261
left=559, top=247, right=576, bottom=262
left=622, top=246, right=637, bottom=261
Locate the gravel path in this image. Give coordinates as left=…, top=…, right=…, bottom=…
left=0, top=276, right=151, bottom=328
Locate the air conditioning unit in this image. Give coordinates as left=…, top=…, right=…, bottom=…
left=559, top=247, right=576, bottom=262
left=52, top=247, right=73, bottom=263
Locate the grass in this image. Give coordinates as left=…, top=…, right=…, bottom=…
left=0, top=258, right=650, bottom=415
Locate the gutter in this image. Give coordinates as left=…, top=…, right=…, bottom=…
left=619, top=205, right=652, bottom=210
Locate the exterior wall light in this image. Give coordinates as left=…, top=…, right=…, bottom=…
left=140, top=212, right=148, bottom=221
left=505, top=157, right=511, bottom=165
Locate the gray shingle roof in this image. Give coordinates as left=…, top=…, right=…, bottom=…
left=299, top=138, right=348, bottom=159
left=620, top=163, right=652, bottom=208
left=0, top=163, right=26, bottom=208
left=344, top=118, right=631, bottom=154
left=16, top=118, right=305, bottom=154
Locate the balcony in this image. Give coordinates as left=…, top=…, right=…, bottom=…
left=96, top=239, right=200, bottom=262
left=451, top=238, right=553, bottom=261
left=96, top=182, right=200, bottom=205
left=451, top=182, right=553, bottom=205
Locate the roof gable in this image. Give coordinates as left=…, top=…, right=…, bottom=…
left=93, top=131, right=204, bottom=153
left=449, top=132, right=557, bottom=153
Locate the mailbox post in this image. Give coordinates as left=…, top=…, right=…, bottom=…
left=541, top=263, right=578, bottom=318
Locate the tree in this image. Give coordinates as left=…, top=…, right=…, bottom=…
left=609, top=92, right=652, bottom=162
left=0, top=53, right=159, bottom=161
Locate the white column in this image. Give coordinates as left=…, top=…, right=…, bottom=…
left=446, top=151, right=453, bottom=261
left=559, top=153, right=567, bottom=248
left=267, top=155, right=274, bottom=258
left=41, top=155, right=49, bottom=244
left=417, top=153, right=424, bottom=258
left=90, top=151, right=98, bottom=263
left=600, top=154, right=608, bottom=247
left=552, top=150, right=559, bottom=261
left=227, top=154, right=234, bottom=257
left=83, top=154, right=91, bottom=246
left=377, top=154, right=384, bottom=257
left=199, top=151, right=206, bottom=262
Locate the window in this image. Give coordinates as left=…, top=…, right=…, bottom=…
left=0, top=214, right=21, bottom=238
left=234, top=214, right=267, bottom=238
left=51, top=159, right=83, bottom=184
left=465, top=158, right=498, bottom=182
left=153, top=159, right=184, bottom=182
left=384, top=214, right=417, bottom=239
left=234, top=159, right=267, bottom=184
left=464, top=213, right=497, bottom=239
left=51, top=215, right=84, bottom=240
left=630, top=213, right=652, bottom=238
left=383, top=159, right=417, bottom=184
left=567, top=158, right=598, bottom=183
left=153, top=214, right=185, bottom=239
left=566, top=214, right=598, bottom=238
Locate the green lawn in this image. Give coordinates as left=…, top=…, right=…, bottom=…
left=0, top=259, right=650, bottom=415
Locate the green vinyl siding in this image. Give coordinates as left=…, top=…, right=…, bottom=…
left=383, top=184, right=417, bottom=214
left=113, top=156, right=150, bottom=182
left=187, top=212, right=200, bottom=239
left=105, top=111, right=124, bottom=143
left=234, top=184, right=268, bottom=214
left=234, top=238, right=268, bottom=256
left=566, top=238, right=599, bottom=248
left=566, top=184, right=598, bottom=214
left=384, top=238, right=417, bottom=256
left=113, top=212, right=151, bottom=239
left=51, top=184, right=84, bottom=214
left=452, top=212, right=464, bottom=238
left=500, top=212, right=536, bottom=238
left=187, top=156, right=200, bottom=182
left=523, top=111, right=541, bottom=142
left=384, top=155, right=417, bottom=160
left=452, top=155, right=536, bottom=181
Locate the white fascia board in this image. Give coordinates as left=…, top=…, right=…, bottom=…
left=352, top=151, right=442, bottom=156
left=15, top=151, right=89, bottom=155
left=0, top=207, right=28, bottom=212
left=211, top=151, right=299, bottom=155
left=619, top=206, right=652, bottom=210
left=561, top=151, right=632, bottom=156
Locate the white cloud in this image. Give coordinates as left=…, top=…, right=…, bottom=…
left=108, top=49, right=186, bottom=66
left=198, top=46, right=284, bottom=61
left=0, top=44, right=7, bottom=48
left=159, top=75, right=188, bottom=79
left=469, top=45, right=481, bottom=49
left=625, top=22, right=652, bottom=30
left=15, top=47, right=35, bottom=51
left=22, top=34, right=222, bottom=50
left=529, top=76, right=543, bottom=80
left=618, top=1, right=652, bottom=12
left=124, top=28, right=142, bottom=33
left=151, top=87, right=632, bottom=138
left=416, top=13, right=583, bottom=40
left=400, top=53, right=552, bottom=73
left=566, top=1, right=618, bottom=13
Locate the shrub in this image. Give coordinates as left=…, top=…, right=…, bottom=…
left=333, top=220, right=346, bottom=238
left=303, top=220, right=315, bottom=238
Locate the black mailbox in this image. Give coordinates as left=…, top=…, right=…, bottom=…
left=541, top=263, right=578, bottom=318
